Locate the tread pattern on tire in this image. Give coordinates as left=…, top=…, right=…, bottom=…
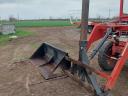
left=98, top=40, right=115, bottom=71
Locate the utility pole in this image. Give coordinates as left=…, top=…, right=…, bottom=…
left=0, top=17, right=2, bottom=25
left=108, top=8, right=111, bottom=19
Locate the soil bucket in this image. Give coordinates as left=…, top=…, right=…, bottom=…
left=30, top=43, right=70, bottom=80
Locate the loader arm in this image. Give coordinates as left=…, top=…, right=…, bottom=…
left=87, top=23, right=128, bottom=50
left=87, top=23, right=108, bottom=49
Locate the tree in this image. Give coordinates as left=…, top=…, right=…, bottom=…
left=9, top=16, right=17, bottom=22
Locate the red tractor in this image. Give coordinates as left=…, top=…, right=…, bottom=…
left=88, top=0, right=128, bottom=71
left=71, top=0, right=128, bottom=33
left=31, top=0, right=128, bottom=95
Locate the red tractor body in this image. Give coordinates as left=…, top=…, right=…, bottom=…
left=87, top=0, right=128, bottom=90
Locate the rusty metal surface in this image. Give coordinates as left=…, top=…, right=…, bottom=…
left=30, top=59, right=47, bottom=66
left=38, top=63, right=65, bottom=80
left=30, top=43, right=69, bottom=80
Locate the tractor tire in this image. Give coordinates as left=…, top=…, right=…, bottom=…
left=98, top=41, right=117, bottom=71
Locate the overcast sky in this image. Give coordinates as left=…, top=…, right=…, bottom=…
left=0, top=0, right=127, bottom=19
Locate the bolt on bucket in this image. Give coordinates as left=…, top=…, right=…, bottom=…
left=30, top=43, right=71, bottom=80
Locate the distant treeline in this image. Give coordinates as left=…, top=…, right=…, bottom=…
left=22, top=18, right=115, bottom=22
left=17, top=18, right=113, bottom=21
left=1, top=18, right=116, bottom=23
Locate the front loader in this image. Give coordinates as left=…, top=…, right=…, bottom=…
left=30, top=0, right=128, bottom=96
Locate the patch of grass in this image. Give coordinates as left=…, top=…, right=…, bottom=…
left=0, top=29, right=33, bottom=45
left=0, top=35, right=10, bottom=44
left=15, top=20, right=72, bottom=27
left=15, top=29, right=33, bottom=37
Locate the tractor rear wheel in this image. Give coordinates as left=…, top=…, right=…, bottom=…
left=98, top=41, right=117, bottom=71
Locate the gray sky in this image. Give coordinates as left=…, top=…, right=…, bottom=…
left=0, top=0, right=127, bottom=19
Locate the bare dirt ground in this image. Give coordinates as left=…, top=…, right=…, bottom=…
left=0, top=27, right=128, bottom=96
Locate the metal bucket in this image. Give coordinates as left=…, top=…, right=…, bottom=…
left=30, top=43, right=70, bottom=80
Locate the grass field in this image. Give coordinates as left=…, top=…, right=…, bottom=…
left=14, top=20, right=72, bottom=27
left=0, top=20, right=72, bottom=44
left=0, top=29, right=33, bottom=45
